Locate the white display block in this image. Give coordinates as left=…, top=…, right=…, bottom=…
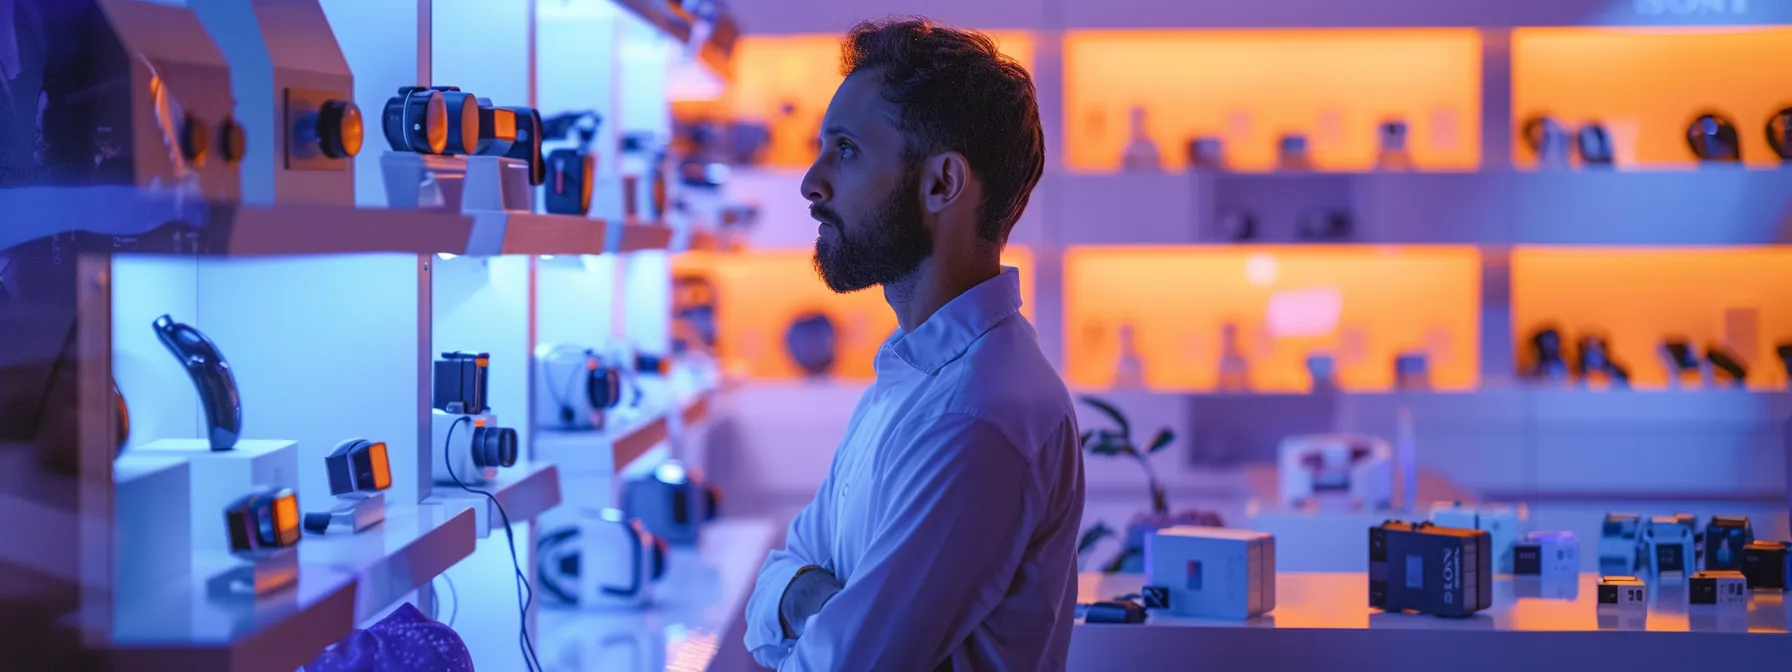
left=114, top=454, right=193, bottom=601
left=134, top=439, right=300, bottom=558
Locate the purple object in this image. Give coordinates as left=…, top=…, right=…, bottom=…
left=304, top=603, right=474, bottom=672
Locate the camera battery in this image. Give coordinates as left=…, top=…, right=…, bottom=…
left=1741, top=541, right=1790, bottom=590
left=1430, top=502, right=1525, bottom=573
left=1369, top=521, right=1492, bottom=617
left=1643, top=515, right=1697, bottom=580
left=1144, top=526, right=1275, bottom=620
left=1513, top=530, right=1578, bottom=577
left=1689, top=570, right=1747, bottom=606
left=1701, top=515, right=1753, bottom=571
left=1597, top=575, right=1647, bottom=609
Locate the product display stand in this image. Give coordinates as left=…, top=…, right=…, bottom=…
left=308, top=492, right=388, bottom=535
left=113, top=454, right=193, bottom=600
left=205, top=546, right=300, bottom=598
left=133, top=439, right=300, bottom=558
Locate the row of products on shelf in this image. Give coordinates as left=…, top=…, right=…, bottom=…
left=1081, top=509, right=1792, bottom=625
left=1523, top=326, right=1792, bottom=388
left=1114, top=106, right=1792, bottom=172
left=1110, top=322, right=1437, bottom=392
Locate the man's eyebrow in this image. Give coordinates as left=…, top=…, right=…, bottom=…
left=822, top=124, right=857, bottom=141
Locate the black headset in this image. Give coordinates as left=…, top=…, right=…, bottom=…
left=536, top=521, right=666, bottom=603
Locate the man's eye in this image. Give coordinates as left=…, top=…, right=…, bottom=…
left=836, top=140, right=855, bottom=159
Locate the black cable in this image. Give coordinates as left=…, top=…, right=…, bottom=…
left=444, top=416, right=545, bottom=672
left=443, top=573, right=460, bottom=628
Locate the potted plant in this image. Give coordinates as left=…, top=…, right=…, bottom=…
left=1075, top=395, right=1224, bottom=573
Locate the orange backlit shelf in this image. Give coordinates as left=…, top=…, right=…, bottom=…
left=719, top=33, right=1036, bottom=168
left=1511, top=246, right=1792, bottom=390
left=709, top=246, right=1035, bottom=381
left=1064, top=245, right=1482, bottom=392
left=1064, top=29, right=1483, bottom=173
left=1512, top=27, right=1792, bottom=170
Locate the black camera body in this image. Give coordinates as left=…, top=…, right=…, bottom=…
left=1369, top=521, right=1492, bottom=618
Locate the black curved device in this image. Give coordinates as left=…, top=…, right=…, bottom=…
left=153, top=315, right=242, bottom=451
left=383, top=86, right=481, bottom=156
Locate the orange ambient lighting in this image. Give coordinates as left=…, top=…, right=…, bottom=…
left=1064, top=29, right=1482, bottom=172
left=369, top=441, right=391, bottom=491
left=1512, top=27, right=1792, bottom=169
left=723, top=33, right=1036, bottom=167
left=711, top=246, right=1034, bottom=380
left=1511, top=247, right=1792, bottom=390
left=1064, top=245, right=1482, bottom=392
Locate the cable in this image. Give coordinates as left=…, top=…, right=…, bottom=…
left=442, top=573, right=460, bottom=628
left=444, top=416, right=545, bottom=672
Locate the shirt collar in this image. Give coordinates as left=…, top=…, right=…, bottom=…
left=884, top=266, right=1023, bottom=375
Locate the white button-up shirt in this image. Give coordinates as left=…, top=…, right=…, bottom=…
left=744, top=267, right=1085, bottom=671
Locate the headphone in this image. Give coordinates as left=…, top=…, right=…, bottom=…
left=536, top=518, right=667, bottom=604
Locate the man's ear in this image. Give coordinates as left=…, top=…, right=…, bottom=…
left=921, top=151, right=970, bottom=216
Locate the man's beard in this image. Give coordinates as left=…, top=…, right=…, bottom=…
left=811, top=171, right=932, bottom=294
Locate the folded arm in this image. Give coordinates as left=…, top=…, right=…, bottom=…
left=744, top=468, right=839, bottom=668
left=776, top=413, right=1036, bottom=672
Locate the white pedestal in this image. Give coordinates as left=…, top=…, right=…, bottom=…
left=1245, top=503, right=1408, bottom=572
left=204, top=546, right=300, bottom=598
left=134, top=439, right=300, bottom=559
left=114, top=454, right=192, bottom=600
left=306, top=492, right=388, bottom=535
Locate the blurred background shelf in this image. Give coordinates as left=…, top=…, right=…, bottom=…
left=299, top=503, right=478, bottom=623
left=471, top=214, right=612, bottom=256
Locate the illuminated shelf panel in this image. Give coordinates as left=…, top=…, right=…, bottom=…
left=1063, top=29, right=1483, bottom=173
left=1058, top=0, right=1791, bottom=30
left=708, top=247, right=1036, bottom=381
left=1063, top=245, right=1482, bottom=392
left=1512, top=27, right=1792, bottom=170
left=1512, top=246, right=1792, bottom=390
left=718, top=33, right=1037, bottom=167
left=1048, top=169, right=1792, bottom=245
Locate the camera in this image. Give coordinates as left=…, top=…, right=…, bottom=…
left=1741, top=541, right=1790, bottom=590
left=1429, top=503, right=1525, bottom=573
left=1689, top=570, right=1748, bottom=606
left=324, top=439, right=392, bottom=496
left=1369, top=521, right=1492, bottom=618
left=1642, top=514, right=1697, bottom=580
left=1598, top=512, right=1645, bottom=574
left=1597, top=575, right=1647, bottom=609
left=1142, top=526, right=1275, bottom=620
left=623, top=460, right=720, bottom=546
left=225, top=487, right=301, bottom=555
left=1278, top=434, right=1392, bottom=512
left=535, top=345, right=624, bottom=430
left=1514, top=530, right=1578, bottom=577
left=383, top=86, right=481, bottom=156
left=1702, top=515, right=1753, bottom=571
left=431, top=410, right=518, bottom=486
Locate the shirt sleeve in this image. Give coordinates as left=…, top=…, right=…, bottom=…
left=744, top=466, right=837, bottom=668
left=775, top=413, right=1036, bottom=672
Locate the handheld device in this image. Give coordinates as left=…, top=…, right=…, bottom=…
left=225, top=487, right=301, bottom=554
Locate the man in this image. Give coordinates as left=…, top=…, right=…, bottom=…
left=743, top=17, right=1084, bottom=672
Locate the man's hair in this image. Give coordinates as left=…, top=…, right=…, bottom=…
left=840, top=17, right=1045, bottom=246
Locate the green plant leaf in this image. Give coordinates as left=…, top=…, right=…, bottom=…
left=1076, top=522, right=1115, bottom=555
left=1145, top=428, right=1175, bottom=453
left=1077, top=395, right=1132, bottom=438
left=1078, top=430, right=1095, bottom=448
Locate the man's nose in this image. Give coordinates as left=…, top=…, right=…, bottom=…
left=800, top=162, right=830, bottom=204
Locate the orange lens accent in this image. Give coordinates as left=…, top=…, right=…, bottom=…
left=274, top=493, right=300, bottom=545
left=424, top=92, right=448, bottom=154
left=369, top=442, right=391, bottom=490
left=340, top=103, right=365, bottom=157
left=457, top=96, right=480, bottom=155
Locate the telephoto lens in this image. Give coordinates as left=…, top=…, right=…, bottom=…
left=382, top=86, right=482, bottom=155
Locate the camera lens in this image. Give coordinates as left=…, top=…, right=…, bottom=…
left=437, top=87, right=481, bottom=155
left=383, top=88, right=448, bottom=154
left=473, top=426, right=519, bottom=468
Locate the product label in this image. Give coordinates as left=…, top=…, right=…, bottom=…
left=1441, top=547, right=1459, bottom=605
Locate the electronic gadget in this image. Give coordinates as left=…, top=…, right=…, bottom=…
left=383, top=86, right=481, bottom=156
left=534, top=345, right=624, bottom=430
left=1777, top=343, right=1792, bottom=384
left=540, top=111, right=602, bottom=215
left=1599, top=513, right=1646, bottom=574
left=537, top=509, right=670, bottom=608
left=1706, top=346, right=1748, bottom=388
left=1770, top=107, right=1792, bottom=161
left=433, top=351, right=490, bottom=414
left=1525, top=327, right=1570, bottom=382
left=225, top=487, right=301, bottom=555
left=1574, top=334, right=1630, bottom=387
left=1513, top=531, right=1579, bottom=577
left=1597, top=575, right=1648, bottom=609
left=1217, top=211, right=1257, bottom=242
left=1142, top=526, right=1275, bottom=619
left=1430, top=503, right=1526, bottom=573
left=1661, top=340, right=1703, bottom=387
left=785, top=312, right=839, bottom=377
left=1690, top=570, right=1748, bottom=606
left=1368, top=521, right=1492, bottom=618
left=1374, top=119, right=1414, bottom=171
left=1522, top=115, right=1572, bottom=168
left=153, top=315, right=242, bottom=451
left=1687, top=112, right=1742, bottom=163
left=430, top=410, right=518, bottom=486
left=1702, top=515, right=1753, bottom=571
left=1741, top=541, right=1790, bottom=590
left=1393, top=353, right=1429, bottom=391
left=635, top=353, right=672, bottom=377
left=306, top=439, right=391, bottom=535
left=1083, top=600, right=1148, bottom=624
left=1186, top=137, right=1226, bottom=171
left=1276, top=134, right=1313, bottom=172
left=1278, top=434, right=1393, bottom=512
left=1576, top=122, right=1614, bottom=166
left=622, top=460, right=720, bottom=546
left=1294, top=210, right=1352, bottom=240
left=475, top=101, right=546, bottom=186
left=1643, top=514, right=1697, bottom=580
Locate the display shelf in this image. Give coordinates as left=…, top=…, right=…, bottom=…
left=615, top=219, right=676, bottom=253
left=1057, top=0, right=1792, bottom=30
left=680, top=389, right=713, bottom=427
left=609, top=408, right=674, bottom=474
left=612, top=0, right=693, bottom=43
left=1070, top=572, right=1792, bottom=671
left=298, top=502, right=478, bottom=623
left=426, top=460, right=563, bottom=538
left=536, top=517, right=778, bottom=672
left=101, top=561, right=358, bottom=672
left=466, top=213, right=612, bottom=256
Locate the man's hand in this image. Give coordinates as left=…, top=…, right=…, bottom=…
left=780, top=566, right=845, bottom=639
